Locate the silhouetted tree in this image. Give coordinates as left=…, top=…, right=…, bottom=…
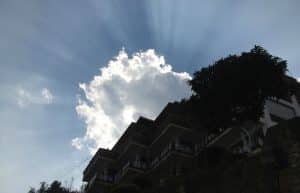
left=27, top=180, right=80, bottom=193
left=186, top=45, right=299, bottom=131
left=47, top=181, right=68, bottom=193
left=28, top=187, right=36, bottom=193
left=37, top=182, right=48, bottom=193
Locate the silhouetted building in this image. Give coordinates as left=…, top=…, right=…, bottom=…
left=83, top=81, right=300, bottom=193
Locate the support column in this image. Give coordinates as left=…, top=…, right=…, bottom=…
left=291, top=95, right=300, bottom=116
left=261, top=104, right=279, bottom=136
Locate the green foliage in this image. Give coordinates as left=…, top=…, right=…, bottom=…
left=186, top=45, right=299, bottom=131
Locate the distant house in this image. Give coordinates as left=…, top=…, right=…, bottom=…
left=83, top=79, right=300, bottom=193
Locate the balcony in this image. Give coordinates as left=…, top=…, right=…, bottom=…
left=99, top=174, right=114, bottom=183
left=85, top=173, right=114, bottom=193
left=151, top=141, right=194, bottom=169
left=85, top=173, right=97, bottom=192
left=158, top=114, right=189, bottom=133
left=83, top=148, right=116, bottom=181
left=204, top=127, right=234, bottom=148
left=174, top=142, right=194, bottom=154
left=114, top=159, right=147, bottom=182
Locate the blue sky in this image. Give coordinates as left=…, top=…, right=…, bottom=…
left=1, top=0, right=300, bottom=193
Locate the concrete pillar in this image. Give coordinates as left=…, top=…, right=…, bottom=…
left=291, top=95, right=300, bottom=116
left=262, top=107, right=276, bottom=135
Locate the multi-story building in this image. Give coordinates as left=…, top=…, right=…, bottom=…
left=83, top=79, right=300, bottom=193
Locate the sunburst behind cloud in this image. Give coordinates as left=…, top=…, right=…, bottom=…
left=73, top=49, right=191, bottom=153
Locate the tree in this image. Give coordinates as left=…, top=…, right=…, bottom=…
left=27, top=180, right=80, bottom=193
left=28, top=187, right=36, bottom=193
left=37, top=182, right=48, bottom=193
left=47, top=181, right=68, bottom=193
left=186, top=45, right=299, bottom=131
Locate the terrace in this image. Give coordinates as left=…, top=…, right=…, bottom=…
left=85, top=173, right=114, bottom=193
left=150, top=140, right=194, bottom=169
left=114, top=158, right=147, bottom=182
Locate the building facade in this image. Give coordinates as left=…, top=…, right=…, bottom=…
left=83, top=83, right=300, bottom=193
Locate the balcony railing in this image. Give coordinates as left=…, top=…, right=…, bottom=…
left=201, top=127, right=232, bottom=149
left=98, top=174, right=114, bottom=183
left=114, top=159, right=147, bottom=182
left=87, top=133, right=233, bottom=187
left=174, top=142, right=193, bottom=154
left=155, top=113, right=190, bottom=136
left=150, top=141, right=194, bottom=169
left=85, top=172, right=115, bottom=192
left=86, top=173, right=98, bottom=192
left=87, top=133, right=231, bottom=187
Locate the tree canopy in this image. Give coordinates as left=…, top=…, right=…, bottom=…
left=185, top=45, right=299, bottom=131
left=27, top=180, right=81, bottom=193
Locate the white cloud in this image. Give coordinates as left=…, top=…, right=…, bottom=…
left=71, top=137, right=84, bottom=150
left=17, top=88, right=32, bottom=108
left=297, top=77, right=300, bottom=83
left=73, top=49, right=191, bottom=153
left=17, top=87, right=54, bottom=107
left=41, top=88, right=54, bottom=104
